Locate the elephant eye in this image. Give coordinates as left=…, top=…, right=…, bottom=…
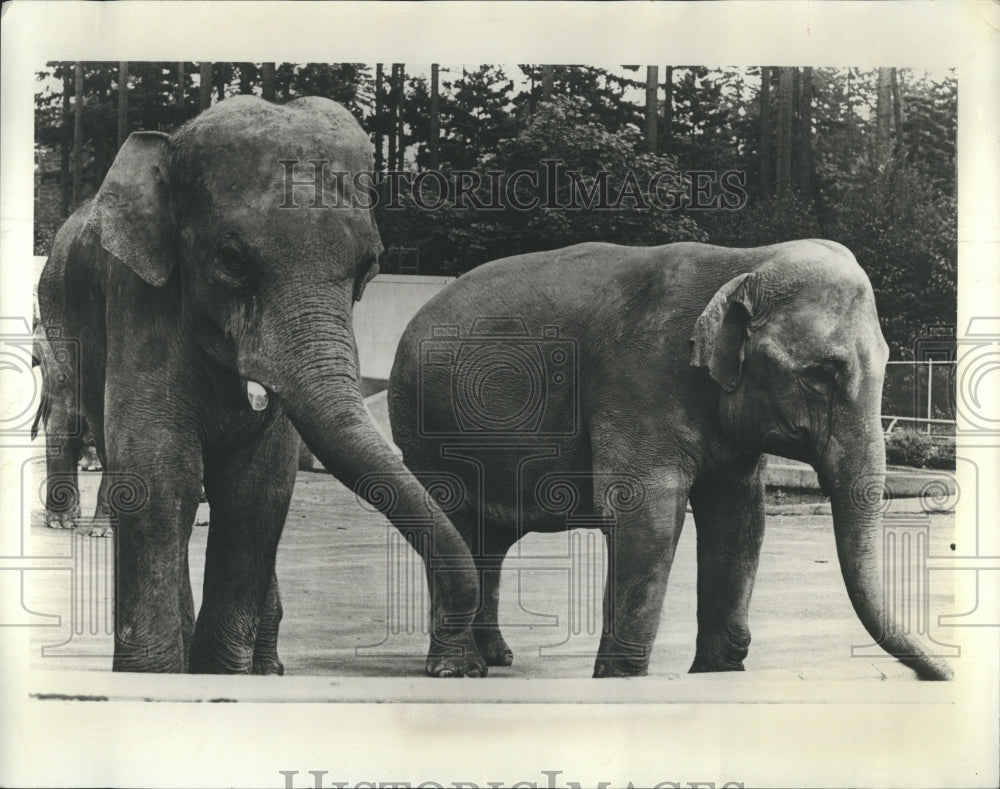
left=213, top=247, right=250, bottom=287
left=802, top=363, right=840, bottom=393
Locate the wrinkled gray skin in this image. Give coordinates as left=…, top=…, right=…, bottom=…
left=32, top=321, right=112, bottom=534
left=390, top=240, right=953, bottom=680
left=37, top=96, right=481, bottom=675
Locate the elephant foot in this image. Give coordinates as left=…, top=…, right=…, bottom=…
left=87, top=524, right=114, bottom=538
left=474, top=629, right=514, bottom=666
left=425, top=631, right=488, bottom=678
left=44, top=506, right=81, bottom=529
left=251, top=656, right=285, bottom=676
left=690, top=631, right=750, bottom=673
left=689, top=655, right=746, bottom=673
left=593, top=658, right=649, bottom=678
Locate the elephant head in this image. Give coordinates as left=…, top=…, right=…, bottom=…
left=692, top=239, right=952, bottom=680
left=83, top=96, right=478, bottom=648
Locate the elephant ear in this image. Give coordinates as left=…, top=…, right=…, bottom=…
left=690, top=272, right=757, bottom=392
left=352, top=210, right=384, bottom=303
left=85, top=131, right=176, bottom=287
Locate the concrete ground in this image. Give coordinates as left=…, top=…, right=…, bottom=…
left=23, top=456, right=960, bottom=687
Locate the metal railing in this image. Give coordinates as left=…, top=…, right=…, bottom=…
left=882, top=360, right=956, bottom=436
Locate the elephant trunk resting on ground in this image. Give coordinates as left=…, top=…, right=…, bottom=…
left=38, top=96, right=482, bottom=676
left=388, top=239, right=953, bottom=680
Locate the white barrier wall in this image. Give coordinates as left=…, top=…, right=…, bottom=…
left=353, top=274, right=455, bottom=381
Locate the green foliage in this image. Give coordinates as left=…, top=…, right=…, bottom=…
left=923, top=438, right=956, bottom=470
left=34, top=62, right=956, bottom=360
left=885, top=430, right=954, bottom=470
left=377, top=96, right=706, bottom=275
left=830, top=163, right=957, bottom=358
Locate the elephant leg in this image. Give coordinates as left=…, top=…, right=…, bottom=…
left=44, top=428, right=83, bottom=529
left=86, top=472, right=115, bottom=538
left=252, top=571, right=284, bottom=676
left=189, top=416, right=298, bottom=674
left=687, top=457, right=766, bottom=673
left=592, top=470, right=690, bottom=678
left=94, top=472, right=111, bottom=519
left=110, top=426, right=202, bottom=673
left=472, top=526, right=516, bottom=667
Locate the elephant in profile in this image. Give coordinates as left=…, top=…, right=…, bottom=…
left=388, top=240, right=953, bottom=680
left=37, top=96, right=481, bottom=676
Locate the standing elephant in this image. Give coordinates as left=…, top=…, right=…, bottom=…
left=37, top=96, right=481, bottom=676
left=388, top=240, right=953, bottom=680
left=32, top=319, right=111, bottom=532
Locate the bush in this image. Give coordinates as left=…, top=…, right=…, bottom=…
left=924, top=437, right=956, bottom=470
left=884, top=429, right=954, bottom=469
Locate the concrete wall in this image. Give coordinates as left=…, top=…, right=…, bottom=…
left=353, top=273, right=454, bottom=381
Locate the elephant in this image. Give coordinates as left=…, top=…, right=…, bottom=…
left=37, top=96, right=482, bottom=676
left=32, top=319, right=113, bottom=534
left=388, top=239, right=953, bottom=680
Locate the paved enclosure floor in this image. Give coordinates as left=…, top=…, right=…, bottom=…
left=25, top=459, right=958, bottom=683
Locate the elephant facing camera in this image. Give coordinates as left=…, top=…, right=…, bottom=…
left=417, top=317, right=578, bottom=437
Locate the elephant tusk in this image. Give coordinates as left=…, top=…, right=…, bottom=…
left=246, top=379, right=269, bottom=411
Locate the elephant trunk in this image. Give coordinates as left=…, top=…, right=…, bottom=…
left=818, top=431, right=953, bottom=680
left=248, top=300, right=479, bottom=639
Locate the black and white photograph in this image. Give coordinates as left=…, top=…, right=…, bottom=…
left=2, top=2, right=998, bottom=788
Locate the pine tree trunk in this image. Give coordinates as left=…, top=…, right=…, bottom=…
left=199, top=62, right=213, bottom=111
left=387, top=65, right=397, bottom=172
left=117, top=62, right=128, bottom=149
left=239, top=63, right=253, bottom=94
left=176, top=62, right=185, bottom=108
left=541, top=65, right=554, bottom=102
left=72, top=63, right=84, bottom=205
left=776, top=67, right=794, bottom=196
left=759, top=67, right=771, bottom=197
left=395, top=64, right=405, bottom=170
left=59, top=69, right=71, bottom=217
left=429, top=64, right=440, bottom=171
left=95, top=68, right=108, bottom=183
left=645, top=66, right=659, bottom=155
left=891, top=67, right=906, bottom=155
left=797, top=66, right=813, bottom=195
left=374, top=63, right=384, bottom=173
left=876, top=67, right=893, bottom=165
left=662, top=66, right=673, bottom=155
left=262, top=63, right=275, bottom=101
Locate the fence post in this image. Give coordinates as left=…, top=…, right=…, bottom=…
left=927, top=358, right=933, bottom=434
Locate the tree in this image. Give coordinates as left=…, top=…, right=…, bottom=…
left=759, top=67, right=771, bottom=196
left=199, top=62, right=212, bottom=110
left=797, top=66, right=813, bottom=196
left=395, top=64, right=405, bottom=170
left=429, top=64, right=440, bottom=171
left=644, top=66, right=658, bottom=154
left=262, top=62, right=275, bottom=101
left=373, top=63, right=384, bottom=172
left=541, top=65, right=554, bottom=101
left=876, top=67, right=893, bottom=165
left=891, top=68, right=905, bottom=154
left=72, top=62, right=83, bottom=204
left=776, top=67, right=793, bottom=196
left=661, top=66, right=673, bottom=154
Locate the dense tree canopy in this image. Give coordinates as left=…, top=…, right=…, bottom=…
left=34, top=62, right=956, bottom=358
